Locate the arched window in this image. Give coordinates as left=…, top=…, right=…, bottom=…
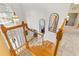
left=0, top=4, right=13, bottom=25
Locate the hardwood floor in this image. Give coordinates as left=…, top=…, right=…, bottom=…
left=30, top=40, right=55, bottom=56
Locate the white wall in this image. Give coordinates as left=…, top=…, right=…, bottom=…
left=7, top=3, right=71, bottom=43
left=7, top=3, right=70, bottom=30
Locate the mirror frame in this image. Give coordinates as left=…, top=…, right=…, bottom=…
left=48, top=13, right=59, bottom=33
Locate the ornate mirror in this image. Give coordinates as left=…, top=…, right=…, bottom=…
left=39, top=18, right=45, bottom=34
left=48, top=13, right=59, bottom=33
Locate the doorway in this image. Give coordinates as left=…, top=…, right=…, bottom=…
left=67, top=13, right=78, bottom=26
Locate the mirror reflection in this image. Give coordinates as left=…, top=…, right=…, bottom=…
left=48, top=13, right=59, bottom=33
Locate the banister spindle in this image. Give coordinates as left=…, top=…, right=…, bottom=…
left=1, top=25, right=16, bottom=56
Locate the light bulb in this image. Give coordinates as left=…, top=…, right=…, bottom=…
left=67, top=16, right=69, bottom=21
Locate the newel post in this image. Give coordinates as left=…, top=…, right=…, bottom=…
left=1, top=25, right=16, bottom=56
left=22, top=21, right=29, bottom=49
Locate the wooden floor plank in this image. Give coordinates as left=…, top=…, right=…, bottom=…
left=30, top=40, right=55, bottom=56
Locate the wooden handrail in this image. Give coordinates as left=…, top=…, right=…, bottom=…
left=54, top=28, right=63, bottom=56
left=1, top=21, right=30, bottom=56
left=22, top=21, right=29, bottom=49
left=1, top=25, right=16, bottom=56
left=54, top=18, right=67, bottom=56
left=1, top=19, right=67, bottom=56
left=1, top=21, right=43, bottom=56
left=5, top=24, right=26, bottom=30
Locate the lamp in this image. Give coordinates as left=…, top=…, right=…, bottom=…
left=12, top=11, right=19, bottom=23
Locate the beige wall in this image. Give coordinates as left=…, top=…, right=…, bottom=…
left=67, top=13, right=77, bottom=26
left=75, top=13, right=79, bottom=26
left=69, top=4, right=79, bottom=13
left=68, top=4, right=79, bottom=26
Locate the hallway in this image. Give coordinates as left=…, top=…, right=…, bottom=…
left=59, top=26, right=79, bottom=56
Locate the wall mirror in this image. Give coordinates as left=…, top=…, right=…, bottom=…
left=39, top=18, right=45, bottom=34
left=48, top=13, right=59, bottom=33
